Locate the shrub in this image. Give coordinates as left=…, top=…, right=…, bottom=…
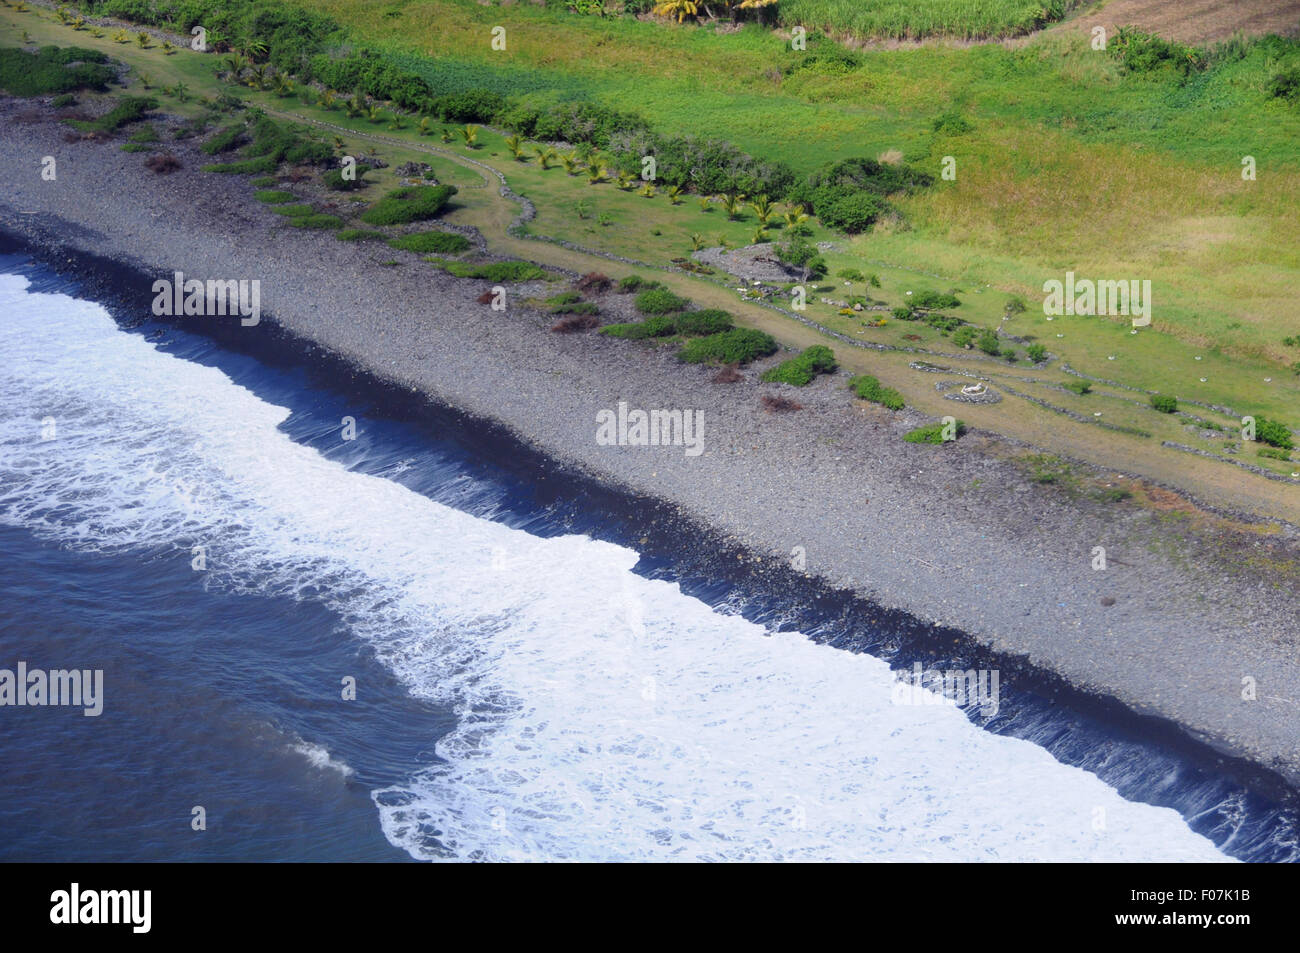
left=201, top=124, right=245, bottom=155
left=1001, top=346, right=1019, bottom=362
left=904, top=420, right=967, bottom=444
left=635, top=288, right=690, bottom=314
left=675, top=309, right=734, bottom=336
left=576, top=272, right=612, bottom=294
left=144, top=153, right=181, bottom=174
left=848, top=374, right=904, bottom=410
left=761, top=394, right=803, bottom=413
left=617, top=274, right=659, bottom=293
left=387, top=231, right=471, bottom=254
left=1268, top=67, right=1300, bottom=102
left=951, top=326, right=976, bottom=348
left=1254, top=417, right=1294, bottom=450
left=892, top=306, right=917, bottom=321
left=1026, top=343, right=1047, bottom=363
left=360, top=185, right=457, bottom=225
left=911, top=290, right=961, bottom=310
left=323, top=165, right=372, bottom=191
left=1064, top=379, right=1092, bottom=396
left=0, top=46, right=114, bottom=97
left=552, top=313, right=601, bottom=333
left=713, top=364, right=743, bottom=383
left=255, top=190, right=296, bottom=204
left=760, top=345, right=837, bottom=386
left=678, top=329, right=778, bottom=365
left=976, top=330, right=1001, bottom=356
left=337, top=229, right=385, bottom=242
left=51, top=93, right=79, bottom=109
left=1149, top=394, right=1178, bottom=413
left=796, top=156, right=932, bottom=233
left=66, top=95, right=156, bottom=135
left=1257, top=445, right=1292, bottom=461
left=443, top=260, right=546, bottom=282
left=600, top=316, right=679, bottom=339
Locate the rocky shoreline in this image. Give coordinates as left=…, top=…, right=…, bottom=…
left=3, top=96, right=1299, bottom=789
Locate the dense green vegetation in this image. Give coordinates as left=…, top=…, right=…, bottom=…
left=848, top=374, right=905, bottom=410
left=678, top=328, right=778, bottom=364
left=65, top=95, right=156, bottom=134
left=760, top=345, right=837, bottom=386
left=360, top=184, right=457, bottom=225
left=0, top=45, right=114, bottom=96
left=387, top=230, right=471, bottom=254
left=904, top=419, right=967, bottom=443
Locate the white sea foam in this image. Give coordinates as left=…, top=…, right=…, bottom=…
left=291, top=740, right=355, bottom=778
left=0, top=274, right=1231, bottom=862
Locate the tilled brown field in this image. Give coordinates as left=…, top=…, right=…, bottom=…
left=1063, top=0, right=1300, bottom=43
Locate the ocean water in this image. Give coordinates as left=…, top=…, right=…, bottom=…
left=0, top=259, right=1294, bottom=862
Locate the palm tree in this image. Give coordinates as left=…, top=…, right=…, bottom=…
left=698, top=195, right=713, bottom=212
left=533, top=145, right=553, bottom=168
left=320, top=90, right=339, bottom=111
left=55, top=7, right=71, bottom=24
left=653, top=0, right=699, bottom=23
left=274, top=74, right=295, bottom=97
left=560, top=153, right=580, bottom=174
left=367, top=105, right=385, bottom=124
left=723, top=193, right=743, bottom=220
left=460, top=124, right=479, bottom=148
left=345, top=96, right=363, bottom=119
left=135, top=32, right=152, bottom=49
left=751, top=225, right=767, bottom=244
left=417, top=116, right=432, bottom=135
left=441, top=129, right=454, bottom=143
left=137, top=71, right=153, bottom=90
left=690, top=233, right=705, bottom=251
left=161, top=40, right=176, bottom=54
left=616, top=171, right=634, bottom=190
left=505, top=134, right=524, bottom=159
left=388, top=113, right=407, bottom=131
left=241, top=38, right=268, bottom=61
left=586, top=163, right=606, bottom=184
left=639, top=183, right=656, bottom=198
left=249, top=65, right=268, bottom=91
left=172, top=82, right=190, bottom=103
left=667, top=185, right=684, bottom=205
left=220, top=55, right=245, bottom=80
left=749, top=194, right=774, bottom=226
left=113, top=29, right=129, bottom=44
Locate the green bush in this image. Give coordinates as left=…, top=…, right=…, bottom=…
left=254, top=190, right=296, bottom=204
left=951, top=326, right=976, bottom=348
left=678, top=329, right=778, bottom=365
left=360, top=185, right=457, bottom=225
left=250, top=176, right=280, bottom=187
left=65, top=96, right=156, bottom=134
left=1257, top=445, right=1292, bottom=461
left=601, top=316, right=679, bottom=339
left=848, top=374, right=904, bottom=410
left=976, top=330, right=1001, bottom=356
left=1149, top=394, right=1178, bottom=413
left=674, top=309, right=734, bottom=336
left=387, top=231, right=471, bottom=254
left=201, top=124, right=246, bottom=155
left=1254, top=417, right=1294, bottom=450
left=0, top=46, right=114, bottom=97
left=323, top=165, right=372, bottom=191
left=1026, top=343, right=1047, bottom=363
left=912, top=290, right=961, bottom=310
left=635, top=288, right=690, bottom=314
left=617, top=275, right=657, bottom=293
left=336, top=229, right=385, bottom=242
left=760, top=345, right=837, bottom=386
left=443, top=260, right=546, bottom=282
left=904, top=420, right=967, bottom=444
left=1064, top=379, right=1092, bottom=395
